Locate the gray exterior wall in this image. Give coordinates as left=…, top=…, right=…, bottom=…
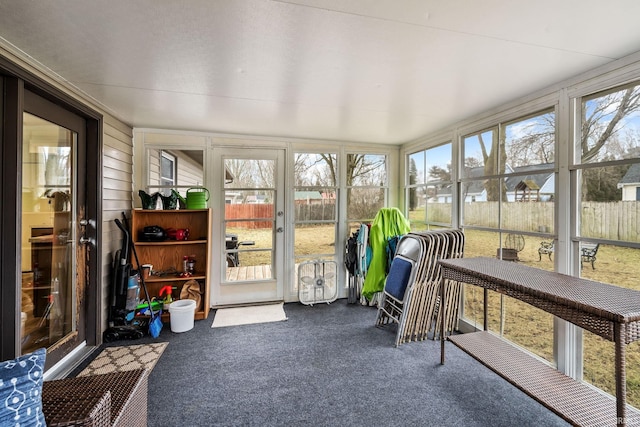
left=101, top=119, right=134, bottom=332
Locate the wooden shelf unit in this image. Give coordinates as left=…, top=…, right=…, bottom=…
left=131, top=209, right=211, bottom=320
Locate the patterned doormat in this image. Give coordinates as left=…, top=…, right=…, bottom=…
left=77, top=342, right=168, bottom=377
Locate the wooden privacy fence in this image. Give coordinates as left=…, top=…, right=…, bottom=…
left=226, top=202, right=337, bottom=229
left=225, top=204, right=272, bottom=229
left=228, top=201, right=640, bottom=240
left=580, top=201, right=640, bottom=241
left=430, top=201, right=640, bottom=241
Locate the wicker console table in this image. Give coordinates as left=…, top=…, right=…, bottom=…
left=438, top=257, right=640, bottom=427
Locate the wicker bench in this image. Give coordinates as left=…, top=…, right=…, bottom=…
left=42, top=369, right=148, bottom=427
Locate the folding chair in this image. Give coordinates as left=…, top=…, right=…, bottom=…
left=376, top=229, right=465, bottom=346
left=375, top=236, right=421, bottom=347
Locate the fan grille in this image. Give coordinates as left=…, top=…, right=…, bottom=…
left=298, top=260, right=338, bottom=305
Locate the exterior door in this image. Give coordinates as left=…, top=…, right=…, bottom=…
left=21, top=90, right=88, bottom=368
left=214, top=148, right=285, bottom=306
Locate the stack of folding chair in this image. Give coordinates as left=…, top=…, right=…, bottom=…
left=375, top=229, right=465, bottom=346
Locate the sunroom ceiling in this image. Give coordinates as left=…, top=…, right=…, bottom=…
left=2, top=1, right=640, bottom=144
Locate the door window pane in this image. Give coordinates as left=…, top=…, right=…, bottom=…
left=223, top=158, right=276, bottom=282
left=21, top=113, right=76, bottom=354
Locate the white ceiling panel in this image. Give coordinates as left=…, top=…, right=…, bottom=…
left=1, top=0, right=640, bottom=144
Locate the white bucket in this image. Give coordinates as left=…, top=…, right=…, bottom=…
left=168, top=299, right=196, bottom=333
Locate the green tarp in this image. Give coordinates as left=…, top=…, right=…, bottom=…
left=361, top=207, right=410, bottom=301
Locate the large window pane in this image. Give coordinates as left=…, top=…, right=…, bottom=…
left=294, top=153, right=337, bottom=186
left=346, top=154, right=386, bottom=186
left=294, top=223, right=336, bottom=258
left=462, top=229, right=555, bottom=364
left=502, top=180, right=555, bottom=234
left=459, top=110, right=557, bottom=371
left=462, top=179, right=500, bottom=228
left=580, top=84, right=640, bottom=164
left=407, top=184, right=426, bottom=230
left=295, top=188, right=336, bottom=222
left=504, top=111, right=555, bottom=168
left=490, top=295, right=555, bottom=364
left=580, top=165, right=638, bottom=242
left=462, top=230, right=501, bottom=328
left=346, top=153, right=387, bottom=223
left=293, top=153, right=339, bottom=297
left=347, top=187, right=385, bottom=220
left=408, top=151, right=425, bottom=185
left=463, top=129, right=499, bottom=177
left=426, top=143, right=452, bottom=176
left=425, top=143, right=453, bottom=227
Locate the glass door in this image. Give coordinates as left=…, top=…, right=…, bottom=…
left=216, top=148, right=285, bottom=305
left=21, top=91, right=88, bottom=368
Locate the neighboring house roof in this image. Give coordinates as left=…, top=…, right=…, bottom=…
left=504, top=164, right=554, bottom=192
left=618, top=163, right=640, bottom=186
left=436, top=163, right=554, bottom=198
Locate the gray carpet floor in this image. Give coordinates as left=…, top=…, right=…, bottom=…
left=89, top=300, right=570, bottom=426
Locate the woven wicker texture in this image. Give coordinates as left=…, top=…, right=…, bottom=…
left=450, top=332, right=640, bottom=427
left=439, top=257, right=640, bottom=427
left=43, top=369, right=148, bottom=427
left=43, top=390, right=111, bottom=427
left=439, top=257, right=640, bottom=324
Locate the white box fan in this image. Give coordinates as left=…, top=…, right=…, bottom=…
left=298, top=260, right=338, bottom=305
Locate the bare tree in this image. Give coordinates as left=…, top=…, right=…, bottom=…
left=581, top=86, right=640, bottom=163
left=505, top=113, right=555, bottom=167
left=224, top=158, right=254, bottom=188
left=477, top=130, right=506, bottom=201
left=294, top=154, right=311, bottom=186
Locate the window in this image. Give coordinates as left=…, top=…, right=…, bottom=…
left=575, top=82, right=640, bottom=405
left=346, top=153, right=387, bottom=231
left=160, top=151, right=176, bottom=194
left=407, top=143, right=452, bottom=230
left=293, top=152, right=338, bottom=266
left=460, top=109, right=556, bottom=364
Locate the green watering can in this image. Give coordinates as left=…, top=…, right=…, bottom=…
left=185, top=187, right=210, bottom=209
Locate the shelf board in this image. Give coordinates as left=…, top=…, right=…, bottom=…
left=448, top=331, right=640, bottom=426
left=144, top=275, right=205, bottom=283
left=134, top=239, right=207, bottom=246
